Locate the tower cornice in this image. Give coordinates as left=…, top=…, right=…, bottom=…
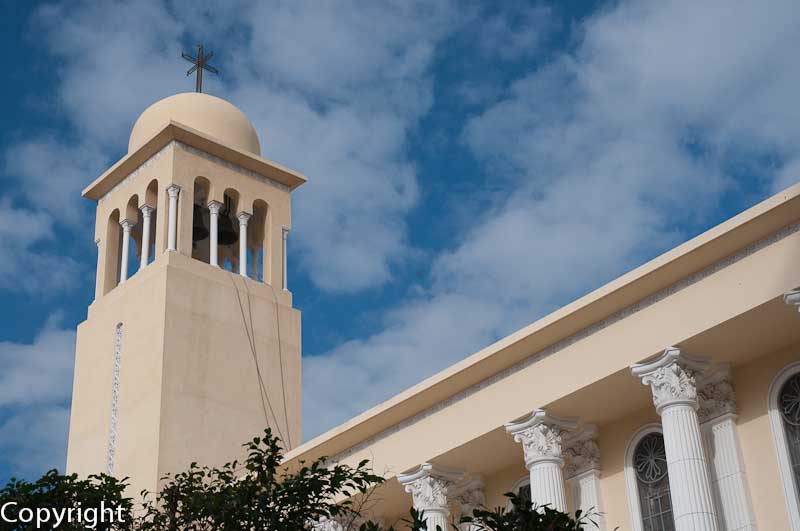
left=82, top=120, right=307, bottom=201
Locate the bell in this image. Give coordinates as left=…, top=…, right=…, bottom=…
left=193, top=204, right=210, bottom=242
left=218, top=196, right=239, bottom=246
left=218, top=213, right=238, bottom=245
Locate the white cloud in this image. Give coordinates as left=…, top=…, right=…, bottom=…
left=0, top=318, right=75, bottom=477
left=0, top=200, right=83, bottom=294
left=5, top=0, right=460, bottom=294
left=302, top=0, right=800, bottom=438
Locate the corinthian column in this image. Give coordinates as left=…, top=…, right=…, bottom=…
left=632, top=347, right=719, bottom=531
left=564, top=425, right=605, bottom=530
left=698, top=364, right=756, bottom=531
left=398, top=463, right=465, bottom=531
left=505, top=409, right=577, bottom=512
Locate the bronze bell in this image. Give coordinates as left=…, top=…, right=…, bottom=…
left=218, top=196, right=239, bottom=246
left=192, top=203, right=209, bottom=242
left=218, top=213, right=238, bottom=245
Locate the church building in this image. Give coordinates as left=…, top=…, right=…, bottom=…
left=67, top=92, right=800, bottom=531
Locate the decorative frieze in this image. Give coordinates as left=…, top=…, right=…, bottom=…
left=106, top=323, right=123, bottom=474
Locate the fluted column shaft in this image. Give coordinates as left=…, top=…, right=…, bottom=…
left=701, top=415, right=756, bottom=531
left=529, top=459, right=567, bottom=511
left=661, top=403, right=718, bottom=530
left=633, top=348, right=719, bottom=531
left=568, top=470, right=604, bottom=525
left=166, top=184, right=180, bottom=252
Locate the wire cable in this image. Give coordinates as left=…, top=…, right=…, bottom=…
left=228, top=272, right=287, bottom=444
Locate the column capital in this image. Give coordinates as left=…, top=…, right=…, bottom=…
left=697, top=363, right=737, bottom=424
left=166, top=183, right=181, bottom=198
left=563, top=424, right=600, bottom=478
left=237, top=211, right=252, bottom=224
left=452, top=475, right=485, bottom=516
left=207, top=200, right=223, bottom=214
left=120, top=218, right=136, bottom=230
left=505, top=409, right=577, bottom=466
left=140, top=204, right=155, bottom=216
left=282, top=227, right=290, bottom=240
left=631, top=347, right=711, bottom=413
left=785, top=287, right=800, bottom=312
left=397, top=463, right=465, bottom=512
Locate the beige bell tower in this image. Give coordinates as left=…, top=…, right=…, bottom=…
left=66, top=93, right=305, bottom=497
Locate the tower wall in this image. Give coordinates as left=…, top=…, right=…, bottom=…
left=67, top=121, right=304, bottom=497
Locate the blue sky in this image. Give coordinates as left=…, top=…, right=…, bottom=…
left=1, top=0, right=799, bottom=481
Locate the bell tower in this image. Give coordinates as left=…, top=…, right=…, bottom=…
left=66, top=93, right=305, bottom=496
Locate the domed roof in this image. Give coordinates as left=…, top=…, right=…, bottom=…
left=128, top=93, right=261, bottom=155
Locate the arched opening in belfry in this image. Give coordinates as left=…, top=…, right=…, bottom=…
left=251, top=200, right=268, bottom=282
left=124, top=194, right=142, bottom=279
left=192, top=177, right=211, bottom=263
left=144, top=179, right=159, bottom=261
left=104, top=208, right=121, bottom=294
left=220, top=188, right=240, bottom=273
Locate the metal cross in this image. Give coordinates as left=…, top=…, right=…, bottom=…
left=181, top=44, right=219, bottom=93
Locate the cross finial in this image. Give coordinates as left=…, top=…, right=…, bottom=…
left=181, top=44, right=219, bottom=93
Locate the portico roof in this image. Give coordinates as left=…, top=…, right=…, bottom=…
left=285, top=183, right=800, bottom=470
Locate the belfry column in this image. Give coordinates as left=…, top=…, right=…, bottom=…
left=698, top=364, right=756, bottom=531
left=166, top=184, right=181, bottom=252
left=282, top=228, right=289, bottom=290
left=208, top=201, right=222, bottom=267
left=505, top=409, right=577, bottom=512
left=139, top=205, right=154, bottom=268
left=238, top=212, right=251, bottom=277
left=564, top=425, right=605, bottom=530
left=632, top=347, right=719, bottom=531
left=398, top=463, right=465, bottom=531
left=119, top=219, right=135, bottom=283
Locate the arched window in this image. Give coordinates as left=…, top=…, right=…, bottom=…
left=625, top=425, right=675, bottom=531
left=770, top=361, right=800, bottom=530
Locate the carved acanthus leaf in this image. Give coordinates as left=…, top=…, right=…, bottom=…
left=641, top=362, right=699, bottom=410
left=564, top=437, right=600, bottom=478
left=403, top=475, right=454, bottom=511
left=514, top=423, right=565, bottom=463
left=697, top=375, right=737, bottom=423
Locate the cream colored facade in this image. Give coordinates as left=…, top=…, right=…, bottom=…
left=288, top=181, right=800, bottom=531
left=66, top=93, right=306, bottom=498
left=66, top=93, right=800, bottom=530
